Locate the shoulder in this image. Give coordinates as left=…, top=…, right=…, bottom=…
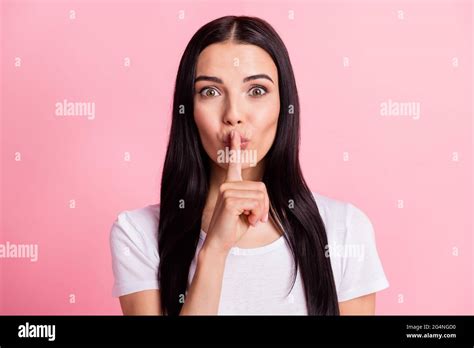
left=114, top=203, right=161, bottom=232
left=311, top=191, right=374, bottom=245
left=311, top=191, right=389, bottom=301
left=110, top=204, right=161, bottom=247
left=109, top=204, right=161, bottom=297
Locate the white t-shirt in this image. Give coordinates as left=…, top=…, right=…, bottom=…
left=109, top=192, right=389, bottom=314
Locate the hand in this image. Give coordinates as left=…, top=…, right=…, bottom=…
left=203, top=130, right=270, bottom=254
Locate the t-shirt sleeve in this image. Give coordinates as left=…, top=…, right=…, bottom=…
left=109, top=211, right=160, bottom=297
left=336, top=203, right=389, bottom=302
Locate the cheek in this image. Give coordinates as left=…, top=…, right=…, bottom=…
left=252, top=98, right=279, bottom=148
left=194, top=104, right=221, bottom=156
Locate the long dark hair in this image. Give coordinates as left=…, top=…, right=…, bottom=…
left=158, top=15, right=339, bottom=315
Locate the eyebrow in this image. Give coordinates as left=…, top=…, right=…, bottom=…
left=195, top=74, right=274, bottom=84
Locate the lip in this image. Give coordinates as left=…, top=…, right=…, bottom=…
left=223, top=140, right=250, bottom=150
left=223, top=135, right=250, bottom=142
left=222, top=132, right=250, bottom=149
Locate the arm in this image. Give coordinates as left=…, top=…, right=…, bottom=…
left=339, top=293, right=376, bottom=315
left=179, top=244, right=228, bottom=315
left=119, top=289, right=161, bottom=315
left=118, top=245, right=228, bottom=315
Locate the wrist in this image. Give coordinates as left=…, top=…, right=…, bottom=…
left=200, top=241, right=230, bottom=262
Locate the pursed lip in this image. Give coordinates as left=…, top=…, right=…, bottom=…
left=222, top=133, right=250, bottom=148
left=223, top=140, right=250, bottom=149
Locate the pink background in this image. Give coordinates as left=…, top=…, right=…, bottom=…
left=1, top=0, right=472, bottom=314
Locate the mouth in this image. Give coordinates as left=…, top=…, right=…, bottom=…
left=223, top=140, right=250, bottom=150
left=222, top=132, right=251, bottom=149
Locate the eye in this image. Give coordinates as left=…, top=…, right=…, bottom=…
left=249, top=86, right=267, bottom=97
left=199, top=87, right=221, bottom=98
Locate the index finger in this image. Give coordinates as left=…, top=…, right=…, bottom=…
left=225, top=130, right=243, bottom=182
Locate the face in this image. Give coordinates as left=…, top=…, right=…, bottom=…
left=193, top=41, right=280, bottom=170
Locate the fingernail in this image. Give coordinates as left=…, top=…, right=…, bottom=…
left=230, top=130, right=235, bottom=139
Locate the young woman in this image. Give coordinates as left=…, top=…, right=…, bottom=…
left=110, top=15, right=389, bottom=315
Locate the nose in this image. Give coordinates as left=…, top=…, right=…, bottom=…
left=222, top=96, right=245, bottom=126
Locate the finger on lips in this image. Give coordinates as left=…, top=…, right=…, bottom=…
left=225, top=130, right=243, bottom=182
left=224, top=130, right=269, bottom=225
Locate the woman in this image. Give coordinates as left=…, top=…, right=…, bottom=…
left=110, top=15, right=389, bottom=315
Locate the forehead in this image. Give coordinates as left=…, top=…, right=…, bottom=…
left=195, top=42, right=278, bottom=81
